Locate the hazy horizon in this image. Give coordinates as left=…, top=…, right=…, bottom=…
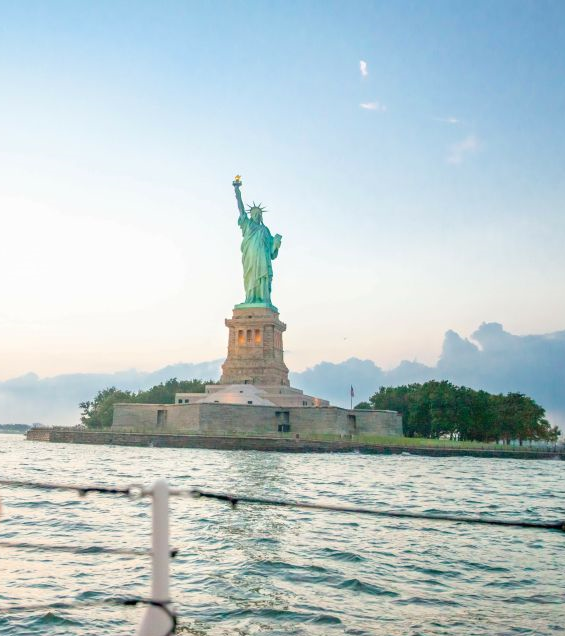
left=2, top=321, right=564, bottom=430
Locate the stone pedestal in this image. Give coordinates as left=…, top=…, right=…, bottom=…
left=220, top=304, right=290, bottom=386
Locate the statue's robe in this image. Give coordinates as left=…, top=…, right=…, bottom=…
left=238, top=215, right=280, bottom=304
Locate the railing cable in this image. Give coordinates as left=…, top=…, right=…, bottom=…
left=1, top=478, right=563, bottom=531
left=0, top=478, right=143, bottom=498
left=185, top=488, right=565, bottom=532
left=0, top=596, right=176, bottom=635
left=0, top=540, right=178, bottom=558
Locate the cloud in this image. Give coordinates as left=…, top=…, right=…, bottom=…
left=291, top=358, right=386, bottom=406
left=435, top=116, right=460, bottom=125
left=447, top=134, right=479, bottom=164
left=2, top=324, right=564, bottom=432
left=359, top=60, right=368, bottom=77
left=360, top=101, right=387, bottom=112
left=0, top=361, right=222, bottom=427
left=291, top=323, right=565, bottom=429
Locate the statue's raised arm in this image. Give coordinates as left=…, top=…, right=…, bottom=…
left=232, top=175, right=246, bottom=221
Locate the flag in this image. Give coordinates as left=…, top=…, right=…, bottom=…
left=350, top=385, right=355, bottom=398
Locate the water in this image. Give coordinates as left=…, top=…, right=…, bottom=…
left=0, top=434, right=563, bottom=635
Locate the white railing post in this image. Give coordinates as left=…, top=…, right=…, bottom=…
left=137, top=479, right=171, bottom=636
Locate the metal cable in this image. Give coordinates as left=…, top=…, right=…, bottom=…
left=0, top=540, right=178, bottom=558
left=0, top=597, right=176, bottom=636
left=186, top=488, right=565, bottom=532
left=0, top=479, right=143, bottom=498
left=2, top=478, right=563, bottom=531
left=0, top=481, right=179, bottom=558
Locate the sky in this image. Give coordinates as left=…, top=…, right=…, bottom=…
left=1, top=0, right=564, bottom=383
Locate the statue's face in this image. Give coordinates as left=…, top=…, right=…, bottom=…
left=250, top=208, right=262, bottom=222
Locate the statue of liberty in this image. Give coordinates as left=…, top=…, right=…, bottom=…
left=232, top=176, right=282, bottom=308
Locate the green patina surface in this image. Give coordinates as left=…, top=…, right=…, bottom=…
left=233, top=177, right=282, bottom=307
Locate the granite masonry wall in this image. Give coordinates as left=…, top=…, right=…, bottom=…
left=25, top=428, right=565, bottom=459
left=112, top=402, right=403, bottom=437
left=112, top=403, right=202, bottom=434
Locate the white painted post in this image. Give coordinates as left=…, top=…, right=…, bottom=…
left=136, top=479, right=171, bottom=636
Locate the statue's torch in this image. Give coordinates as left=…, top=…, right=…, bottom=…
left=233, top=175, right=242, bottom=188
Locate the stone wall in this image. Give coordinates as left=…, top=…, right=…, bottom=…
left=112, top=402, right=403, bottom=437
left=26, top=428, right=52, bottom=441
left=353, top=410, right=402, bottom=436
left=113, top=403, right=202, bottom=434
left=24, top=428, right=565, bottom=460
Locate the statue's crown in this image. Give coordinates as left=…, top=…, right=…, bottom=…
left=247, top=201, right=267, bottom=214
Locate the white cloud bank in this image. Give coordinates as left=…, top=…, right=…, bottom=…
left=1, top=324, right=564, bottom=431
left=292, top=323, right=565, bottom=430
left=0, top=361, right=222, bottom=427
left=359, top=60, right=368, bottom=77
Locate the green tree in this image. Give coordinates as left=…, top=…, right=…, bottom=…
left=492, top=392, right=559, bottom=445
left=136, top=378, right=209, bottom=404
left=354, top=401, right=372, bottom=410
left=460, top=389, right=495, bottom=442
left=366, top=381, right=559, bottom=443
left=369, top=385, right=416, bottom=432
left=80, top=387, right=134, bottom=429
left=79, top=378, right=213, bottom=429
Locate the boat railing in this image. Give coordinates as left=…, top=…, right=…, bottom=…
left=1, top=478, right=563, bottom=635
